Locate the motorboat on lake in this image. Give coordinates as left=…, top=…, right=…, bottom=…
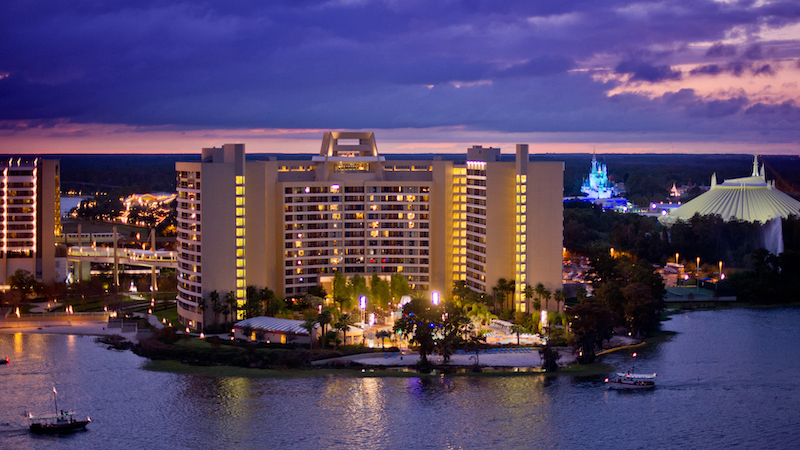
left=605, top=372, right=656, bottom=390
left=29, top=411, right=91, bottom=434
left=605, top=352, right=656, bottom=389
left=28, top=386, right=91, bottom=434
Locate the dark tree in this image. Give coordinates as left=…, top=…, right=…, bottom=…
left=568, top=297, right=615, bottom=364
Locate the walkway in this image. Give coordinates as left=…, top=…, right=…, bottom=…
left=67, top=246, right=178, bottom=268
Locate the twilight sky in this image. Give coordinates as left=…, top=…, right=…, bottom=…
left=1, top=0, right=800, bottom=154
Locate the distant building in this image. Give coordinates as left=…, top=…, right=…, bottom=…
left=0, top=158, right=63, bottom=285
left=581, top=154, right=619, bottom=199
left=660, top=156, right=800, bottom=255
left=175, top=133, right=563, bottom=331
left=669, top=182, right=709, bottom=198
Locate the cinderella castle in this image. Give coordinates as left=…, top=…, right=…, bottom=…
left=581, top=154, right=620, bottom=199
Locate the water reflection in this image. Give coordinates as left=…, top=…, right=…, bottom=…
left=1, top=308, right=799, bottom=450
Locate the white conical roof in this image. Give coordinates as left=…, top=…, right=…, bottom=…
left=660, top=165, right=800, bottom=225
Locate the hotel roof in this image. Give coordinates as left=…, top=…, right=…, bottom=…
left=234, top=316, right=314, bottom=335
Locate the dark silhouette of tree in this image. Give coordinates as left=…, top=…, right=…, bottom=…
left=316, top=309, right=333, bottom=347
left=334, top=313, right=357, bottom=348
left=224, top=291, right=237, bottom=324
left=568, top=297, right=614, bottom=364
left=8, top=269, right=36, bottom=295
left=539, top=342, right=560, bottom=372
left=245, top=285, right=263, bottom=318
left=376, top=329, right=392, bottom=349
left=209, top=290, right=223, bottom=324
left=394, top=296, right=473, bottom=367
left=301, top=317, right=317, bottom=350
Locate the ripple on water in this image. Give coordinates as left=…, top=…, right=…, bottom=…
left=1, top=308, right=799, bottom=449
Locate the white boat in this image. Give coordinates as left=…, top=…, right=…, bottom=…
left=605, top=372, right=656, bottom=390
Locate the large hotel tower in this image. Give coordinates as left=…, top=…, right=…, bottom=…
left=0, top=158, right=62, bottom=284
left=175, top=133, right=562, bottom=330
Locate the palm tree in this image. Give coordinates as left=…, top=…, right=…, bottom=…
left=316, top=309, right=333, bottom=347
left=334, top=313, right=356, bottom=348
left=554, top=289, right=566, bottom=313
left=524, top=285, right=535, bottom=314
left=502, top=278, right=516, bottom=311
left=210, top=290, right=222, bottom=325
left=376, top=329, right=392, bottom=349
left=534, top=283, right=546, bottom=311
left=260, top=287, right=275, bottom=315
left=542, top=288, right=552, bottom=312
left=224, top=290, right=237, bottom=325
left=301, top=317, right=317, bottom=350
left=510, top=323, right=527, bottom=346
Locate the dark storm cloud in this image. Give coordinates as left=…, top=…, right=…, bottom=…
left=690, top=64, right=725, bottom=76
left=705, top=43, right=737, bottom=58
left=1, top=0, right=799, bottom=141
left=689, top=61, right=776, bottom=77
left=743, top=44, right=765, bottom=60
left=615, top=60, right=682, bottom=83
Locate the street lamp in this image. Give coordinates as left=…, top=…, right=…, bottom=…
left=696, top=257, right=700, bottom=293
left=359, top=295, right=367, bottom=323
left=431, top=291, right=440, bottom=305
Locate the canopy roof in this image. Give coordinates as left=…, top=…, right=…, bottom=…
left=234, top=316, right=313, bottom=335
left=660, top=156, right=800, bottom=225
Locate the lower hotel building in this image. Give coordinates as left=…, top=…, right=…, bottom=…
left=175, top=133, right=563, bottom=330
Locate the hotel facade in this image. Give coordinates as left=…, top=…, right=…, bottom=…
left=175, top=133, right=562, bottom=330
left=0, top=158, right=62, bottom=285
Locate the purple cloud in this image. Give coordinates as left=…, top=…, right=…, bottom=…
left=706, top=43, right=737, bottom=58
left=0, top=0, right=798, bottom=145
left=615, top=60, right=682, bottom=83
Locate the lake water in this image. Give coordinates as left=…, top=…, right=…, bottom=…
left=1, top=308, right=799, bottom=449
left=60, top=196, right=88, bottom=216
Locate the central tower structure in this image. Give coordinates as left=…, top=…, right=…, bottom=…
left=175, top=133, right=563, bottom=330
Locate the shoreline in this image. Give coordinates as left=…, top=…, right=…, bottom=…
left=0, top=321, right=140, bottom=341
left=0, top=319, right=620, bottom=375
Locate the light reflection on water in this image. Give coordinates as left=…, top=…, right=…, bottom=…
left=1, top=308, right=799, bottom=450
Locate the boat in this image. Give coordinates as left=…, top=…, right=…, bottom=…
left=605, top=351, right=656, bottom=390
left=605, top=372, right=656, bottom=390
left=29, top=411, right=91, bottom=434
left=28, top=387, right=91, bottom=434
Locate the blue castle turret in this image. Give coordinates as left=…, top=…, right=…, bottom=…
left=581, top=154, right=619, bottom=199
